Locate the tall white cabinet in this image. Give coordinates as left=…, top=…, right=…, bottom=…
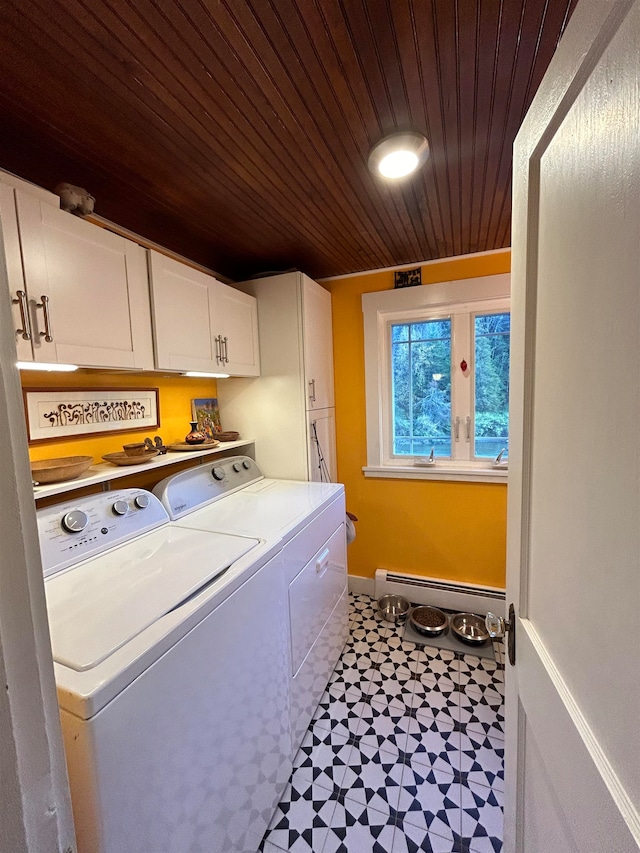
left=217, top=272, right=337, bottom=482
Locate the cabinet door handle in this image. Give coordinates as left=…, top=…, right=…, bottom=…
left=315, top=547, right=330, bottom=576
left=36, top=295, right=54, bottom=343
left=12, top=290, right=32, bottom=340
left=309, top=378, right=316, bottom=403
left=466, top=416, right=471, bottom=442
left=454, top=416, right=460, bottom=441
left=214, top=335, right=221, bottom=364
left=222, top=336, right=229, bottom=363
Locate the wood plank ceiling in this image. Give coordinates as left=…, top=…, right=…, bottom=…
left=0, top=0, right=577, bottom=280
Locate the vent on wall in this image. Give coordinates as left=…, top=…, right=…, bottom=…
left=374, top=569, right=506, bottom=618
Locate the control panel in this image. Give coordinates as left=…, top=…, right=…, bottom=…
left=153, top=456, right=263, bottom=520
left=37, top=489, right=169, bottom=577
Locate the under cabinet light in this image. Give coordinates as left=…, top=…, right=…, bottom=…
left=17, top=361, right=79, bottom=372
left=184, top=371, right=230, bottom=379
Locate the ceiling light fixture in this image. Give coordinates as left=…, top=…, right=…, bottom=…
left=368, top=132, right=430, bottom=180
left=17, top=361, right=79, bottom=372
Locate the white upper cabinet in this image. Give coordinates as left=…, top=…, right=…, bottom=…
left=148, top=251, right=259, bottom=376
left=215, top=283, right=260, bottom=376
left=302, top=275, right=334, bottom=410
left=12, top=190, right=154, bottom=369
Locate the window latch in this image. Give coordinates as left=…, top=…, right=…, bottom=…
left=466, top=416, right=471, bottom=442
left=454, top=416, right=461, bottom=441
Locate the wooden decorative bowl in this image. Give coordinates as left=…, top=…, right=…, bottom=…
left=31, top=455, right=94, bottom=484
left=216, top=431, right=240, bottom=442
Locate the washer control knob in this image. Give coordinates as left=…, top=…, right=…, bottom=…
left=212, top=466, right=225, bottom=481
left=61, top=509, right=89, bottom=533
left=134, top=494, right=150, bottom=509
left=232, top=462, right=242, bottom=473
left=112, top=499, right=129, bottom=516
left=242, top=460, right=251, bottom=470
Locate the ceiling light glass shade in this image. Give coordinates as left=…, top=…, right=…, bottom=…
left=368, top=132, right=429, bottom=179
left=17, top=361, right=78, bottom=372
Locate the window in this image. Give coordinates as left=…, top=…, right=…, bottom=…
left=362, top=274, right=510, bottom=481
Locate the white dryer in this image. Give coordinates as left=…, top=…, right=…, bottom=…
left=38, top=487, right=291, bottom=853
left=154, top=456, right=349, bottom=752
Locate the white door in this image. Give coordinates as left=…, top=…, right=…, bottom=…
left=148, top=250, right=220, bottom=372
left=16, top=192, right=153, bottom=369
left=302, top=275, right=335, bottom=410
left=505, top=1, right=639, bottom=850
left=215, top=281, right=260, bottom=376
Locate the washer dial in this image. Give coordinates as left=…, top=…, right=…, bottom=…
left=61, top=509, right=89, bottom=533
left=112, top=499, right=129, bottom=516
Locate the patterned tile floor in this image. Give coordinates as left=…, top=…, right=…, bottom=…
left=261, top=593, right=505, bottom=853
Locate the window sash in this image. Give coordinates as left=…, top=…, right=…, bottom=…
left=379, top=299, right=510, bottom=467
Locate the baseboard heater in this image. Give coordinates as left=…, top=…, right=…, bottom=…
left=374, top=569, right=506, bottom=618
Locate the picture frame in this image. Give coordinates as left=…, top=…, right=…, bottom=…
left=394, top=267, right=422, bottom=288
left=24, top=387, right=159, bottom=444
left=191, top=398, right=222, bottom=440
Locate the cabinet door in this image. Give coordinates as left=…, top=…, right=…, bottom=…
left=214, top=282, right=260, bottom=376
left=1, top=183, right=33, bottom=362
left=307, top=407, right=336, bottom=482
left=16, top=192, right=153, bottom=369
left=302, top=276, right=334, bottom=410
left=148, top=251, right=220, bottom=372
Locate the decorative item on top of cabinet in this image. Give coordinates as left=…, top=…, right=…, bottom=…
left=148, top=251, right=260, bottom=377
left=54, top=182, right=95, bottom=216
left=1, top=178, right=154, bottom=370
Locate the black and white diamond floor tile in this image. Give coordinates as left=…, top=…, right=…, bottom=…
left=397, top=762, right=461, bottom=841
left=456, top=656, right=504, bottom=696
left=390, top=819, right=465, bottom=852
left=353, top=698, right=412, bottom=758
left=262, top=593, right=504, bottom=853
left=322, top=797, right=397, bottom=853
left=292, top=725, right=353, bottom=792
left=458, top=693, right=505, bottom=740
left=262, top=778, right=336, bottom=853
left=458, top=730, right=504, bottom=792
left=460, top=781, right=503, bottom=852
left=403, top=715, right=460, bottom=775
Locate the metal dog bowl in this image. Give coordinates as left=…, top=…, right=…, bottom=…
left=450, top=612, right=490, bottom=645
left=377, top=594, right=410, bottom=624
left=409, top=605, right=448, bottom=636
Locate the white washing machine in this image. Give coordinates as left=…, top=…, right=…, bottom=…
left=38, top=487, right=291, bottom=853
left=154, top=455, right=349, bottom=752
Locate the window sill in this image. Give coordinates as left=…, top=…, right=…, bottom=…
left=362, top=464, right=508, bottom=484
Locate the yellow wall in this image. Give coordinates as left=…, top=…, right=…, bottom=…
left=23, top=369, right=218, bottom=464
left=324, top=250, right=511, bottom=588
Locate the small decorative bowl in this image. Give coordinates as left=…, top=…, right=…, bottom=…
left=31, top=455, right=93, bottom=485
left=409, top=605, right=448, bottom=636
left=377, top=594, right=410, bottom=624
left=123, top=442, right=146, bottom=457
left=450, top=612, right=490, bottom=645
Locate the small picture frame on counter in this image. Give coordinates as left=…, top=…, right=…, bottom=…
left=191, top=398, right=222, bottom=440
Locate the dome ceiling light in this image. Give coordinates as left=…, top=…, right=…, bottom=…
left=368, top=131, right=430, bottom=180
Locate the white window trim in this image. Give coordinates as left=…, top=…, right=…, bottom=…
left=362, top=273, right=510, bottom=483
